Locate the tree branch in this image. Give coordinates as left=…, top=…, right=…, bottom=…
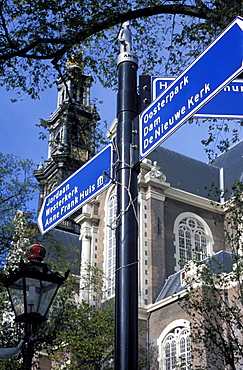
left=0, top=3, right=218, bottom=62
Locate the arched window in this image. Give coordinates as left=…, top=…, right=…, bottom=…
left=174, top=213, right=213, bottom=270
left=105, top=189, right=117, bottom=298
left=158, top=320, right=191, bottom=370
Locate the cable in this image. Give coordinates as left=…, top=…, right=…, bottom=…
left=115, top=260, right=139, bottom=273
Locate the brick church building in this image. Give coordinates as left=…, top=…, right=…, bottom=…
left=34, top=64, right=243, bottom=369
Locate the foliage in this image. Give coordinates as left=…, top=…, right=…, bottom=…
left=0, top=357, right=22, bottom=370
left=181, top=181, right=243, bottom=370
left=49, top=300, right=114, bottom=370
left=0, top=227, right=78, bottom=369
left=1, top=0, right=241, bottom=96
left=1, top=1, right=243, bottom=157
left=0, top=152, right=38, bottom=265
left=0, top=153, right=38, bottom=368
left=41, top=264, right=114, bottom=370
left=0, top=287, right=22, bottom=370
left=197, top=118, right=243, bottom=160
left=183, top=257, right=243, bottom=369
left=1, top=226, right=115, bottom=369
left=223, top=181, right=243, bottom=257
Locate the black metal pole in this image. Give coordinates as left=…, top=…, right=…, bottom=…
left=22, top=321, right=37, bottom=370
left=22, top=340, right=34, bottom=370
left=115, top=23, right=139, bottom=370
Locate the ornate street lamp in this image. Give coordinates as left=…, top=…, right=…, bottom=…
left=1, top=241, right=69, bottom=369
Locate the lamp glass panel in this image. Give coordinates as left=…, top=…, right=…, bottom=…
left=8, top=278, right=25, bottom=317
left=25, top=277, right=59, bottom=316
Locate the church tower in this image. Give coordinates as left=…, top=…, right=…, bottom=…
left=34, top=64, right=96, bottom=232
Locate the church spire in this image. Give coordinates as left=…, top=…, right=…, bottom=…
left=34, top=65, right=97, bottom=228
left=47, top=64, right=94, bottom=161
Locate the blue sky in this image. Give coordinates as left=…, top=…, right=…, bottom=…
left=0, top=80, right=211, bottom=167
left=1, top=76, right=240, bottom=213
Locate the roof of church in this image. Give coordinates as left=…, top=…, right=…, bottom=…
left=148, top=146, right=220, bottom=200
left=155, top=250, right=238, bottom=303
left=211, top=140, right=243, bottom=194
left=148, top=140, right=243, bottom=201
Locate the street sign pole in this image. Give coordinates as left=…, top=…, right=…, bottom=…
left=115, top=22, right=139, bottom=370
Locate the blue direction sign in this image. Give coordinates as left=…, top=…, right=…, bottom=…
left=152, top=77, right=243, bottom=119
left=140, top=16, right=243, bottom=160
left=38, top=144, right=113, bottom=234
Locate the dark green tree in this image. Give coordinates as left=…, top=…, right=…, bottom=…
left=48, top=301, right=114, bottom=370
left=40, top=265, right=115, bottom=370
left=0, top=152, right=37, bottom=369
left=0, top=151, right=114, bottom=369
left=0, top=152, right=38, bottom=266
left=0, top=288, right=23, bottom=370
left=182, top=181, right=243, bottom=370
left=1, top=0, right=241, bottom=96
left=1, top=239, right=114, bottom=369
left=1, top=0, right=243, bottom=157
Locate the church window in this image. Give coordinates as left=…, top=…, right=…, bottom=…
left=79, top=86, right=84, bottom=103
left=61, top=88, right=67, bottom=103
left=158, top=320, right=191, bottom=370
left=174, top=213, right=213, bottom=270
left=106, top=191, right=117, bottom=298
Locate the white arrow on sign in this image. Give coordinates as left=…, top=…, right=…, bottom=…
left=139, top=16, right=243, bottom=160
left=38, top=143, right=113, bottom=234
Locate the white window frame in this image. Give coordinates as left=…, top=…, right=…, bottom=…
left=157, top=319, right=191, bottom=370
left=104, top=186, right=117, bottom=299
left=174, top=212, right=213, bottom=271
